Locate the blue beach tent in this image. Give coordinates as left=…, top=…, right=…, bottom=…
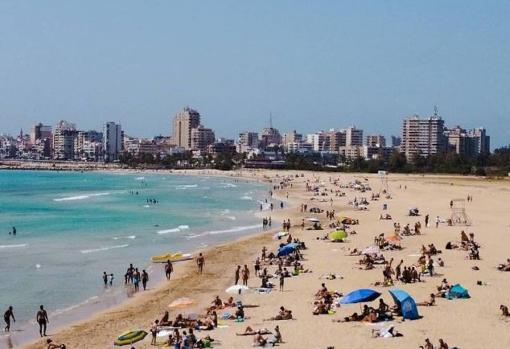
left=388, top=289, right=420, bottom=320
left=340, top=289, right=381, bottom=304
left=449, top=284, right=470, bottom=299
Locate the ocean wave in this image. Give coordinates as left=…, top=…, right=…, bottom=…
left=0, top=243, right=27, bottom=249
left=113, top=235, right=136, bottom=240
left=135, top=176, right=145, bottom=181
left=187, top=224, right=260, bottom=239
left=222, top=183, right=237, bottom=188
left=81, top=244, right=129, bottom=254
left=51, top=295, right=100, bottom=317
left=53, top=192, right=110, bottom=202
left=157, top=225, right=190, bottom=235
left=240, top=196, right=253, bottom=200
left=175, top=184, right=198, bottom=190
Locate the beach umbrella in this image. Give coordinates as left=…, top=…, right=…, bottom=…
left=225, top=285, right=250, bottom=295
left=362, top=245, right=380, bottom=255
left=168, top=297, right=196, bottom=308
left=388, top=289, right=420, bottom=320
left=329, top=230, right=347, bottom=242
left=277, top=243, right=298, bottom=257
left=340, top=288, right=381, bottom=304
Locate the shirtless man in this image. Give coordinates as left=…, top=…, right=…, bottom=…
left=438, top=338, right=449, bottom=349
left=424, top=338, right=434, bottom=349
left=36, top=305, right=49, bottom=337
left=196, top=253, right=205, bottom=274
left=165, top=260, right=174, bottom=280
left=4, top=306, right=15, bottom=332
left=242, top=265, right=250, bottom=286
left=234, top=265, right=241, bottom=285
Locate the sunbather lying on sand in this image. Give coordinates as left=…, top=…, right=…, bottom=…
left=497, top=258, right=510, bottom=271
left=371, top=326, right=403, bottom=338
left=236, top=326, right=271, bottom=336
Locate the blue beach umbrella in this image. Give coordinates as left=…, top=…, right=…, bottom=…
left=277, top=243, right=298, bottom=257
left=340, top=289, right=381, bottom=304
left=388, top=289, right=420, bottom=320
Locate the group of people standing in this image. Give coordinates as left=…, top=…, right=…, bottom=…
left=123, top=263, right=149, bottom=291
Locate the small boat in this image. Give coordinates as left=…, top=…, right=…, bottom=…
left=151, top=252, right=192, bottom=263
left=114, top=330, right=147, bottom=346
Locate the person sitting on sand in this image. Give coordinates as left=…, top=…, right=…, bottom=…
left=160, top=311, right=171, bottom=326
left=438, top=338, right=449, bottom=349
left=46, top=339, right=66, bottom=349
left=224, top=296, right=236, bottom=307
left=424, top=338, right=434, bottom=349
left=362, top=308, right=378, bottom=323
left=211, top=296, right=223, bottom=309
left=377, top=299, right=390, bottom=319
left=500, top=305, right=510, bottom=317
left=253, top=331, right=267, bottom=346
left=417, top=294, right=436, bottom=307
left=265, top=306, right=293, bottom=321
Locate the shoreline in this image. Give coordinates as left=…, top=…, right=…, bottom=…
left=1, top=170, right=274, bottom=349
left=10, top=170, right=287, bottom=349
left=10, top=169, right=510, bottom=349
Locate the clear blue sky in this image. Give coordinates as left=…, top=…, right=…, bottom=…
left=1, top=1, right=509, bottom=147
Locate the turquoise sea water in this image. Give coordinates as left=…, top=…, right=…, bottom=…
left=0, top=170, right=266, bottom=342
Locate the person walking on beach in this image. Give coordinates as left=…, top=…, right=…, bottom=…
left=141, top=269, right=149, bottom=290
left=435, top=216, right=440, bottom=228
left=36, top=305, right=49, bottom=337
left=242, top=265, right=250, bottom=286
left=197, top=253, right=205, bottom=274
left=4, top=306, right=15, bottom=332
left=165, top=260, right=173, bottom=280
left=279, top=272, right=285, bottom=292
left=425, top=214, right=429, bottom=228
left=103, top=271, right=108, bottom=286
left=235, top=265, right=241, bottom=285
left=133, top=268, right=140, bottom=292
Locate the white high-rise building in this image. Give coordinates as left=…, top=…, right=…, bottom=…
left=103, top=122, right=123, bottom=162
left=402, top=115, right=446, bottom=160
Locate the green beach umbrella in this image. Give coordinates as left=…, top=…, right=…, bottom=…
left=329, top=230, right=347, bottom=241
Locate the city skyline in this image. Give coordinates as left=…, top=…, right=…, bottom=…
left=0, top=1, right=509, bottom=146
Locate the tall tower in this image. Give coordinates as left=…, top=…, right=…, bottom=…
left=172, top=107, right=201, bottom=149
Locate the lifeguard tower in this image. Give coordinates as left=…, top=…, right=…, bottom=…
left=450, top=199, right=472, bottom=226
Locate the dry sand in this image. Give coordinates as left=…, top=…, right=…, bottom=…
left=20, top=170, right=510, bottom=349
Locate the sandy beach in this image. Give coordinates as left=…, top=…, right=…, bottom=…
left=17, top=170, right=510, bottom=349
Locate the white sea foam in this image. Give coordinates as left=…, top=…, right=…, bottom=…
left=176, top=184, right=198, bottom=190
left=113, top=235, right=136, bottom=240
left=187, top=224, right=260, bottom=239
left=157, top=225, right=190, bottom=235
left=53, top=192, right=110, bottom=202
left=80, top=244, right=128, bottom=254
left=223, top=183, right=237, bottom=188
left=241, top=196, right=253, bottom=200
left=0, top=243, right=27, bottom=249
left=135, top=176, right=145, bottom=181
